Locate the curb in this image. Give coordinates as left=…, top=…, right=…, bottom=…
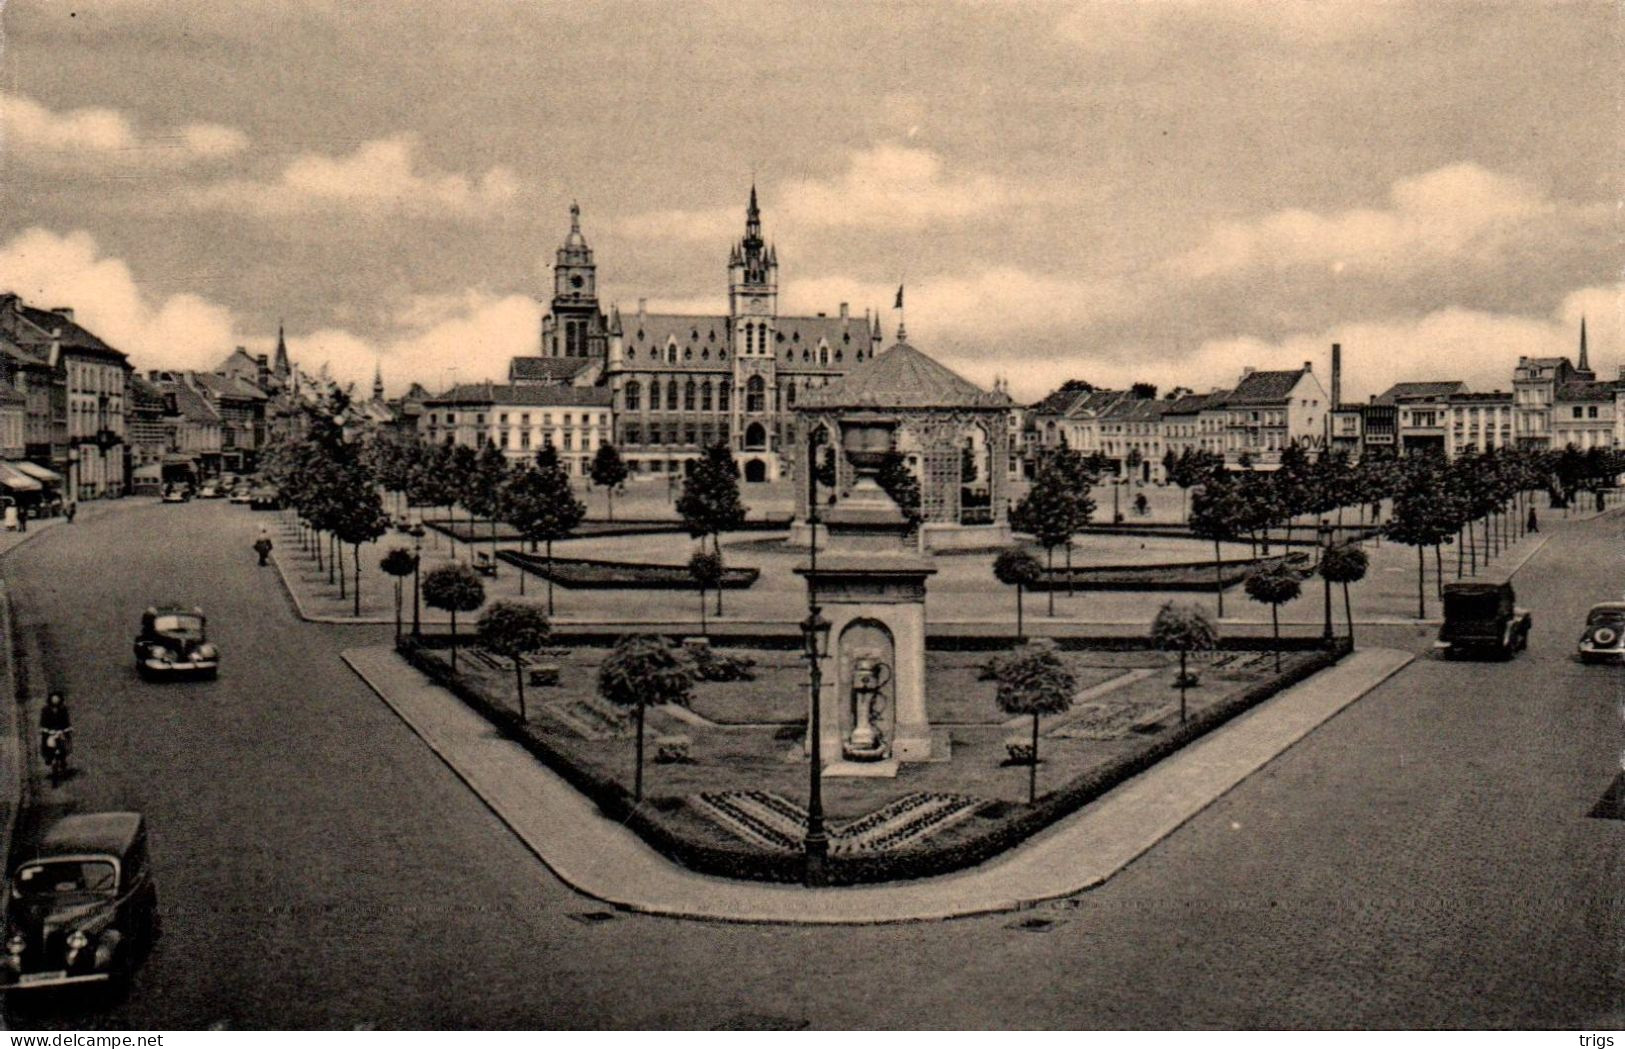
left=0, top=583, right=20, bottom=890
left=342, top=644, right=1416, bottom=924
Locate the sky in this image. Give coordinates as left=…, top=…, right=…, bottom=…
left=0, top=0, right=1618, bottom=404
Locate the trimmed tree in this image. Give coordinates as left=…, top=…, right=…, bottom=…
left=331, top=482, right=391, bottom=617
left=1151, top=602, right=1219, bottom=724
left=992, top=547, right=1042, bottom=640
left=993, top=643, right=1078, bottom=803
left=1010, top=459, right=1081, bottom=616
left=477, top=601, right=551, bottom=722
left=470, top=442, right=512, bottom=574
left=1189, top=474, right=1243, bottom=617
left=677, top=440, right=747, bottom=556
left=379, top=546, right=418, bottom=640
left=1318, top=542, right=1370, bottom=646
left=504, top=447, right=586, bottom=613
left=422, top=563, right=485, bottom=673
left=597, top=634, right=695, bottom=803
left=687, top=549, right=723, bottom=634
left=1385, top=457, right=1454, bottom=619
left=1244, top=560, right=1303, bottom=671
left=449, top=444, right=480, bottom=560
left=589, top=443, right=629, bottom=522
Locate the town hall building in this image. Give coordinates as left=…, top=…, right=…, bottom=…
left=512, top=191, right=885, bottom=481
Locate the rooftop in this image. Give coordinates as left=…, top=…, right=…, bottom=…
left=1373, top=380, right=1468, bottom=405
left=795, top=341, right=1011, bottom=411
left=426, top=382, right=613, bottom=407
left=1226, top=368, right=1311, bottom=406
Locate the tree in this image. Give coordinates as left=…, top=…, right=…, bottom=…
left=687, top=550, right=723, bottom=633
left=993, top=643, right=1078, bottom=803
left=597, top=634, right=694, bottom=803
left=449, top=444, right=480, bottom=560
left=407, top=442, right=461, bottom=531
left=1010, top=459, right=1085, bottom=616
left=469, top=443, right=512, bottom=573
left=1243, top=560, right=1303, bottom=671
left=874, top=451, right=923, bottom=530
left=1151, top=602, right=1219, bottom=723
left=379, top=547, right=417, bottom=640
left=677, top=440, right=747, bottom=554
left=1318, top=542, right=1369, bottom=646
left=422, top=564, right=485, bottom=673
left=504, top=449, right=586, bottom=614
left=1129, top=381, right=1158, bottom=400
left=589, top=443, right=629, bottom=521
left=1188, top=473, right=1244, bottom=617
left=1385, top=457, right=1454, bottom=619
left=992, top=547, right=1042, bottom=640
left=330, top=480, right=391, bottom=617
left=477, top=601, right=551, bottom=722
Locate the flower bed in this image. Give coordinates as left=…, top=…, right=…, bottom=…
left=395, top=632, right=1347, bottom=885
left=497, top=551, right=760, bottom=590
left=423, top=514, right=792, bottom=542
left=1030, top=551, right=1310, bottom=592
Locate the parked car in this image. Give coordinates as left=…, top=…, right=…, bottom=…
left=133, top=606, right=219, bottom=679
left=1577, top=602, right=1625, bottom=664
left=1, top=812, right=158, bottom=993
left=249, top=488, right=282, bottom=511
left=1435, top=581, right=1532, bottom=660
left=196, top=483, right=222, bottom=499
left=159, top=486, right=189, bottom=504
left=228, top=488, right=253, bottom=505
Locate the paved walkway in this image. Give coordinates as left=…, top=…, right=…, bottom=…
left=343, top=644, right=1413, bottom=924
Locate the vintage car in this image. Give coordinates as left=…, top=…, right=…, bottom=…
left=196, top=483, right=222, bottom=499
left=133, top=606, right=219, bottom=679
left=227, top=487, right=254, bottom=504
left=159, top=486, right=189, bottom=504
left=248, top=487, right=282, bottom=511
left=1435, top=581, right=1532, bottom=660
left=1577, top=602, right=1625, bottom=664
left=1, top=812, right=158, bottom=993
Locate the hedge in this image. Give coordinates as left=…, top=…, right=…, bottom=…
left=398, top=632, right=1349, bottom=885
left=497, top=551, right=760, bottom=590
left=1028, top=552, right=1311, bottom=592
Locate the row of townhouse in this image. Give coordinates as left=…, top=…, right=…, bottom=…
left=1027, top=363, right=1329, bottom=481
left=420, top=383, right=616, bottom=477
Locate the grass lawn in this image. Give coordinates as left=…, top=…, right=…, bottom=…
left=439, top=640, right=1311, bottom=821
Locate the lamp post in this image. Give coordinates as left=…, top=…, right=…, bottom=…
left=801, top=428, right=833, bottom=887
left=1318, top=518, right=1333, bottom=643
left=410, top=524, right=425, bottom=637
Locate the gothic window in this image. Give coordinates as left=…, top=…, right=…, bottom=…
left=701, top=347, right=709, bottom=360
left=785, top=381, right=796, bottom=407
left=819, top=345, right=829, bottom=365
left=666, top=380, right=679, bottom=411
left=746, top=375, right=766, bottom=413
left=624, top=380, right=641, bottom=411
left=718, top=383, right=730, bottom=412
left=684, top=380, right=696, bottom=411
left=627, top=347, right=636, bottom=360
left=700, top=381, right=712, bottom=411
left=835, top=348, right=843, bottom=362
left=666, top=344, right=677, bottom=365
left=684, top=347, right=692, bottom=361
left=802, top=349, right=809, bottom=362
left=566, top=319, right=587, bottom=357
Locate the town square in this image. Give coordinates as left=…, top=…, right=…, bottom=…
left=0, top=0, right=1618, bottom=1036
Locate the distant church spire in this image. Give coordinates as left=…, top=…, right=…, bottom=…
left=1578, top=315, right=1589, bottom=372
left=373, top=359, right=384, bottom=401
left=273, top=321, right=290, bottom=379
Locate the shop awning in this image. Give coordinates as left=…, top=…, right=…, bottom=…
left=11, top=462, right=61, bottom=484
left=0, top=463, right=43, bottom=492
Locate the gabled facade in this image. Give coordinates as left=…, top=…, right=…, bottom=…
left=1218, top=363, right=1328, bottom=468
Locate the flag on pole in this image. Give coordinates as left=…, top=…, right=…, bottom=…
left=894, top=285, right=904, bottom=310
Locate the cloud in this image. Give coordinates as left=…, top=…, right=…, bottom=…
left=0, top=91, right=249, bottom=169
left=610, top=143, right=1012, bottom=241
left=1056, top=1, right=1405, bottom=54
left=0, top=228, right=241, bottom=372
left=188, top=134, right=521, bottom=219
left=1170, top=163, right=1578, bottom=279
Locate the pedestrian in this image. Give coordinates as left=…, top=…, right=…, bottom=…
left=64, top=501, right=76, bottom=524
left=1526, top=505, right=1538, bottom=533
left=253, top=529, right=274, bottom=566
left=1597, top=490, right=1606, bottom=513
left=39, top=691, right=70, bottom=763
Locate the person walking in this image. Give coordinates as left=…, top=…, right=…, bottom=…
left=253, top=529, right=274, bottom=566
left=64, top=501, right=76, bottom=524
left=1526, top=505, right=1539, bottom=533
left=39, top=691, right=71, bottom=763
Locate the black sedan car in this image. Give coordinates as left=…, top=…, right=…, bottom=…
left=1, top=813, right=158, bottom=993
left=133, top=606, right=219, bottom=679
left=1577, top=602, right=1625, bottom=664
left=1435, top=581, right=1532, bottom=660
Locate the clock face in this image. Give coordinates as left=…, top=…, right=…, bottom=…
left=750, top=297, right=763, bottom=310
left=570, top=275, right=585, bottom=290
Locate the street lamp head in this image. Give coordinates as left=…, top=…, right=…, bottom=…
left=800, top=608, right=832, bottom=660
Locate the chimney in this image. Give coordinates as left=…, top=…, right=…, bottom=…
left=1242, top=366, right=1256, bottom=376
left=148, top=370, right=160, bottom=382
left=1302, top=360, right=1313, bottom=372
left=1330, top=343, right=1342, bottom=407
left=51, top=308, right=73, bottom=324
left=637, top=298, right=647, bottom=317
left=256, top=353, right=268, bottom=367
left=839, top=302, right=849, bottom=319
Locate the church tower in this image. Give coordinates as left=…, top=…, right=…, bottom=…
left=542, top=203, right=606, bottom=359
left=272, top=323, right=291, bottom=385
left=728, top=186, right=780, bottom=469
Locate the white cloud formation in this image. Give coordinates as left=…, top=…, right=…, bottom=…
left=0, top=91, right=248, bottom=168
left=188, top=134, right=521, bottom=219
left=0, top=228, right=241, bottom=372
left=1171, top=163, right=1572, bottom=279
left=611, top=143, right=1011, bottom=241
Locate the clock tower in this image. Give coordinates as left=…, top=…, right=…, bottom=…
left=728, top=186, right=780, bottom=471
left=543, top=202, right=606, bottom=359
